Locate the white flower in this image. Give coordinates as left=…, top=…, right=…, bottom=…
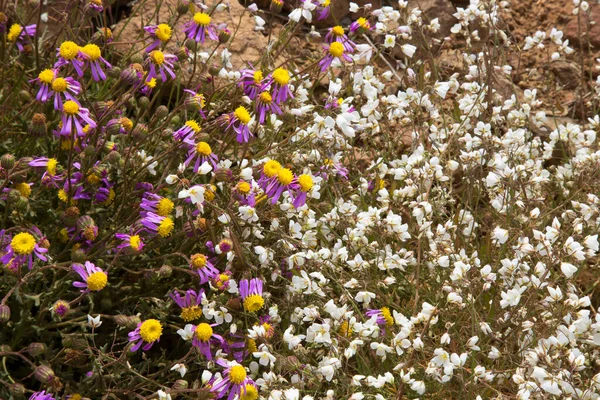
left=170, top=363, right=187, bottom=377
left=383, top=34, right=396, bottom=48
left=177, top=324, right=195, bottom=341
left=354, top=291, right=376, bottom=304
left=157, top=390, right=172, bottom=400
left=500, top=288, right=522, bottom=308
left=401, top=44, right=417, bottom=58
left=87, top=314, right=102, bottom=328
left=560, top=262, right=578, bottom=278
left=178, top=185, right=205, bottom=205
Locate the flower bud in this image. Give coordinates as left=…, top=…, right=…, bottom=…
left=107, top=65, right=121, bottom=79
left=120, top=64, right=143, bottom=85
left=0, top=304, right=10, bottom=322
left=214, top=167, right=233, bottom=182
left=155, top=105, right=169, bottom=120
left=158, top=264, right=173, bottom=278
left=209, top=64, right=221, bottom=76
left=71, top=248, right=87, bottom=263
left=177, top=0, right=190, bottom=14
left=7, top=189, right=21, bottom=204
left=176, top=46, right=190, bottom=60
left=1, top=154, right=15, bottom=170
left=29, top=113, right=47, bottom=137
left=218, top=28, right=231, bottom=44
left=19, top=90, right=32, bottom=101
left=15, top=196, right=28, bottom=211
left=27, top=342, right=47, bottom=357
left=34, top=365, right=55, bottom=383
left=77, top=215, right=96, bottom=231
left=9, top=383, right=25, bottom=396
left=106, top=150, right=121, bottom=165
left=270, top=0, right=284, bottom=13
left=115, top=315, right=141, bottom=329
left=172, top=379, right=188, bottom=390
left=170, top=115, right=181, bottom=126
left=52, top=300, right=71, bottom=318
left=138, top=96, right=150, bottom=109
left=132, top=123, right=148, bottom=139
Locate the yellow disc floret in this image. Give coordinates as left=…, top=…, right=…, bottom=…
left=7, top=24, right=23, bottom=42
left=243, top=294, right=265, bottom=313
left=129, top=235, right=142, bottom=251
left=381, top=307, right=394, bottom=327
left=38, top=69, right=55, bottom=84
left=259, top=91, right=272, bottom=104
left=331, top=25, right=344, bottom=36
left=86, top=271, right=108, bottom=291
left=15, top=183, right=32, bottom=198
left=139, top=319, right=162, bottom=343
left=297, top=174, right=314, bottom=192
left=59, top=41, right=80, bottom=60
left=193, top=12, right=211, bottom=26
left=51, top=77, right=68, bottom=93
left=155, top=24, right=172, bottom=42
left=329, top=42, right=344, bottom=58
left=277, top=168, right=294, bottom=185
left=229, top=365, right=247, bottom=384
left=194, top=323, right=213, bottom=341
left=157, top=217, right=174, bottom=237
left=263, top=160, right=281, bottom=178
left=253, top=70, right=263, bottom=85
left=149, top=50, right=165, bottom=65
left=81, top=44, right=101, bottom=61
left=63, top=101, right=80, bottom=116
left=240, top=384, right=258, bottom=400
left=145, top=78, right=157, bottom=89
left=156, top=198, right=174, bottom=216
left=272, top=68, right=290, bottom=86
left=236, top=181, right=251, bottom=195
left=11, top=232, right=36, bottom=255
left=234, top=106, right=251, bottom=125
left=357, top=17, right=369, bottom=29
left=190, top=253, right=208, bottom=269
left=46, top=158, right=58, bottom=176
left=185, top=120, right=201, bottom=133
left=196, top=142, right=212, bottom=156
left=180, top=306, right=202, bottom=322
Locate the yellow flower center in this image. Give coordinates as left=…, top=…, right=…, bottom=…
left=157, top=217, right=174, bottom=237
left=87, top=271, right=108, bottom=291
left=240, top=384, right=258, bottom=400
left=58, top=189, right=69, bottom=203
left=204, top=185, right=216, bottom=202
left=195, top=323, right=213, bottom=341
left=52, top=77, right=68, bottom=93
left=297, top=174, right=313, bottom=192
left=11, top=232, right=36, bottom=255
left=15, top=183, right=31, bottom=198
left=215, top=273, right=230, bottom=288
left=196, top=142, right=212, bottom=156
left=69, top=395, right=82, bottom=400
left=139, top=319, right=162, bottom=343
left=236, top=181, right=251, bottom=195
left=120, top=117, right=133, bottom=132
left=234, top=106, right=251, bottom=125
left=155, top=24, right=172, bottom=42
left=253, top=70, right=263, bottom=85
left=180, top=306, right=202, bottom=322
left=7, top=24, right=22, bottom=42
left=247, top=338, right=258, bottom=353
left=277, top=168, right=294, bottom=185
left=59, top=41, right=80, bottom=60
left=101, top=188, right=115, bottom=206
left=194, top=94, right=206, bottom=108
left=46, top=158, right=58, bottom=176
left=381, top=307, right=394, bottom=327
left=81, top=44, right=101, bottom=61
left=243, top=294, right=265, bottom=313
left=339, top=319, right=353, bottom=337
left=263, top=160, right=281, bottom=178
left=193, top=12, right=211, bottom=26
left=145, top=78, right=157, bottom=89
left=259, top=91, right=272, bottom=104
left=229, top=365, right=247, bottom=384
left=272, top=67, right=290, bottom=86
left=357, top=17, right=369, bottom=28
left=156, top=198, right=174, bottom=217
left=185, top=120, right=201, bottom=133
left=331, top=25, right=345, bottom=36
left=63, top=100, right=80, bottom=116
left=190, top=253, right=208, bottom=269
left=38, top=69, right=55, bottom=84
left=329, top=42, right=344, bottom=58
left=129, top=235, right=142, bottom=251
left=149, top=50, right=165, bottom=65
left=87, top=173, right=101, bottom=185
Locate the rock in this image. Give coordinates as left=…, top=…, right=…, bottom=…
left=548, top=60, right=582, bottom=89
left=565, top=4, right=600, bottom=49
left=111, top=0, right=269, bottom=70
left=408, top=0, right=457, bottom=40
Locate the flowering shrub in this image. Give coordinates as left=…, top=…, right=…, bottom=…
left=2, top=0, right=600, bottom=399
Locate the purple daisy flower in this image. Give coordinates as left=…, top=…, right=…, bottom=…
left=263, top=68, right=293, bottom=104
left=7, top=24, right=36, bottom=52
left=255, top=91, right=282, bottom=124
left=0, top=228, right=48, bottom=270
left=80, top=44, right=112, bottom=81
left=184, top=12, right=218, bottom=44
left=239, top=278, right=265, bottom=313
left=189, top=253, right=219, bottom=284
left=238, top=67, right=264, bottom=100
left=210, top=360, right=257, bottom=400
left=226, top=106, right=254, bottom=143
left=173, top=119, right=202, bottom=144
left=183, top=89, right=207, bottom=118
left=29, top=391, right=56, bottom=400
left=140, top=193, right=174, bottom=217
left=115, top=232, right=144, bottom=253
left=170, top=289, right=205, bottom=321
left=184, top=141, right=219, bottom=172
left=319, top=42, right=352, bottom=72
left=72, top=261, right=108, bottom=292
left=143, top=23, right=172, bottom=52
left=146, top=50, right=177, bottom=82
left=60, top=100, right=96, bottom=137
left=191, top=322, right=225, bottom=360
left=128, top=319, right=162, bottom=352
left=140, top=212, right=174, bottom=238
left=325, top=25, right=355, bottom=52
left=55, top=41, right=85, bottom=77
